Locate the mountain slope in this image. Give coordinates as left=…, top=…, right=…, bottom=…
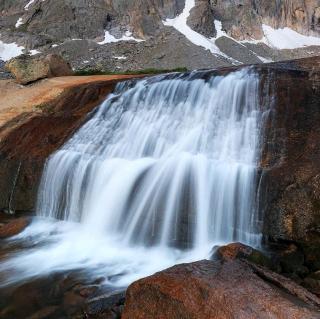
left=1, top=0, right=320, bottom=72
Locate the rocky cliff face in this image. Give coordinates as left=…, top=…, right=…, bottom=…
left=1, top=0, right=320, bottom=73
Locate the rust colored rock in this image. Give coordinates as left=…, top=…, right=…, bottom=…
left=5, top=54, right=72, bottom=85
left=215, top=242, right=272, bottom=269
left=0, top=217, right=30, bottom=238
left=122, top=259, right=320, bottom=319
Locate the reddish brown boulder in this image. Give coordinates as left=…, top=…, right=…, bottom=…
left=122, top=259, right=320, bottom=319
left=0, top=217, right=30, bottom=238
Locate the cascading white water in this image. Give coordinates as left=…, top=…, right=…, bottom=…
left=38, top=69, right=262, bottom=247
left=0, top=69, right=269, bottom=287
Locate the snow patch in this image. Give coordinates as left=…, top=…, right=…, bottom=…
left=114, top=56, right=127, bottom=60
left=15, top=18, right=24, bottom=28
left=25, top=0, right=46, bottom=10
left=30, top=49, right=40, bottom=55
left=262, top=25, right=320, bottom=50
left=257, top=56, right=273, bottom=63
left=163, top=0, right=236, bottom=62
left=25, top=0, right=36, bottom=10
left=98, top=31, right=144, bottom=45
left=0, top=40, right=24, bottom=61
left=163, top=0, right=320, bottom=62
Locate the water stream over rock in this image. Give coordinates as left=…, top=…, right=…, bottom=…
left=0, top=68, right=270, bottom=288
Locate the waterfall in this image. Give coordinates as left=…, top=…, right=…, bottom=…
left=0, top=68, right=269, bottom=287
left=38, top=69, right=264, bottom=248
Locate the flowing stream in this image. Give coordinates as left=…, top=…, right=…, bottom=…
left=0, top=69, right=269, bottom=287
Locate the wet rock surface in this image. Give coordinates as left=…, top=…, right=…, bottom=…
left=0, top=267, right=126, bottom=319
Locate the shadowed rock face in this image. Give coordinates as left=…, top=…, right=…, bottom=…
left=259, top=56, right=320, bottom=251
left=122, top=258, right=320, bottom=319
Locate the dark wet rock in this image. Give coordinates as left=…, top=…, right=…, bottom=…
left=6, top=54, right=72, bottom=84
left=63, top=291, right=85, bottom=316
left=278, top=244, right=308, bottom=276
left=25, top=306, right=59, bottom=319
left=123, top=258, right=320, bottom=319
left=86, top=290, right=125, bottom=315
left=0, top=217, right=31, bottom=238
left=303, top=277, right=320, bottom=297
left=77, top=285, right=100, bottom=298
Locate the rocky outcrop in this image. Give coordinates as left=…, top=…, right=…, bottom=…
left=0, top=74, right=145, bottom=213
left=5, top=54, right=72, bottom=84
left=122, top=257, right=320, bottom=318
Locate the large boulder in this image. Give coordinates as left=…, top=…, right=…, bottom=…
left=5, top=54, right=72, bottom=84
left=122, top=257, right=320, bottom=319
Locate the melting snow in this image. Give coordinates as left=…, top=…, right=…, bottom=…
left=25, top=0, right=36, bottom=10
left=163, top=0, right=320, bottom=62
left=98, top=31, right=144, bottom=45
left=0, top=40, right=24, bottom=61
left=163, top=0, right=229, bottom=58
left=25, top=0, right=46, bottom=10
left=15, top=18, right=24, bottom=28
left=29, top=49, right=40, bottom=55
left=114, top=56, right=127, bottom=60
left=262, top=25, right=320, bottom=50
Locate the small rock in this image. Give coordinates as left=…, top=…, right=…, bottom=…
left=215, top=242, right=272, bottom=268
left=78, top=284, right=100, bottom=298
left=0, top=217, right=31, bottom=238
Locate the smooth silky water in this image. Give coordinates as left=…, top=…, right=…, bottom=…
left=0, top=69, right=270, bottom=287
